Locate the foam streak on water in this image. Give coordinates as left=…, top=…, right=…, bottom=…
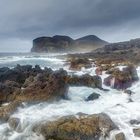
left=0, top=53, right=140, bottom=139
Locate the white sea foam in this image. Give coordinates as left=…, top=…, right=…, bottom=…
left=0, top=54, right=65, bottom=70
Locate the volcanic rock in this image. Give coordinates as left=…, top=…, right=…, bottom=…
left=85, top=93, right=100, bottom=101
left=16, top=69, right=69, bottom=102
left=67, top=74, right=102, bottom=89
left=115, top=132, right=126, bottom=140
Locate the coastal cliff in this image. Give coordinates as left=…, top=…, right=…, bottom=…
left=31, top=35, right=108, bottom=53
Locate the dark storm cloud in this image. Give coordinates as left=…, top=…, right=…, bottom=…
left=0, top=0, right=140, bottom=52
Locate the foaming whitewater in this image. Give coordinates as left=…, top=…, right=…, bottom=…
left=0, top=53, right=140, bottom=139
left=0, top=53, right=65, bottom=70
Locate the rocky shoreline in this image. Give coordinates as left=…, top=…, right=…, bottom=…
left=0, top=55, right=140, bottom=140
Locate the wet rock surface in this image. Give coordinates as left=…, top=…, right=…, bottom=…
left=85, top=93, right=100, bottom=101
left=8, top=117, right=21, bottom=132
left=133, top=128, right=140, bottom=137
left=16, top=68, right=69, bottom=102
left=0, top=82, right=20, bottom=103
left=115, top=132, right=126, bottom=140
left=69, top=58, right=92, bottom=70
left=0, top=64, right=43, bottom=84
left=67, top=74, right=102, bottom=89
left=130, top=119, right=140, bottom=125
left=0, top=65, right=68, bottom=103
left=33, top=113, right=118, bottom=140
left=104, top=65, right=139, bottom=90
left=0, top=101, right=21, bottom=121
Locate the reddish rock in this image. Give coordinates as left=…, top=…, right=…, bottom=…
left=95, top=67, right=102, bottom=75
left=104, top=65, right=139, bottom=90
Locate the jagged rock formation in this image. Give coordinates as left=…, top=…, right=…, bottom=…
left=67, top=74, right=102, bottom=89
left=0, top=101, right=21, bottom=121
left=104, top=65, right=139, bottom=90
left=31, top=35, right=108, bottom=53
left=0, top=65, right=103, bottom=121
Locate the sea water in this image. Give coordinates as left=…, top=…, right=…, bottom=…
left=0, top=53, right=140, bottom=140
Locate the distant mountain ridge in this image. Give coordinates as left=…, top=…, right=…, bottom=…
left=31, top=35, right=108, bottom=53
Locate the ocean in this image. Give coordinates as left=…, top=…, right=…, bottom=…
left=0, top=52, right=140, bottom=140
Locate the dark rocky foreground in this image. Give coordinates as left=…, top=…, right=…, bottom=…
left=0, top=59, right=139, bottom=139
left=0, top=65, right=102, bottom=120
left=31, top=35, right=108, bottom=53
left=33, top=113, right=118, bottom=140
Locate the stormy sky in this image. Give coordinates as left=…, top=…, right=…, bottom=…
left=0, top=0, right=140, bottom=52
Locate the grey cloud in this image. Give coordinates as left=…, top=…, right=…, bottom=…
left=0, top=0, right=140, bottom=52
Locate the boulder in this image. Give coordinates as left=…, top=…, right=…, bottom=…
left=123, top=90, right=134, bottom=96
left=133, top=128, right=140, bottom=137
left=67, top=74, right=102, bottom=89
left=0, top=66, right=69, bottom=104
left=130, top=119, right=140, bottom=125
left=0, top=82, right=20, bottom=103
left=104, top=65, right=139, bottom=90
left=0, top=65, right=44, bottom=85
left=33, top=113, right=118, bottom=140
left=95, top=67, right=102, bottom=75
left=8, top=117, right=21, bottom=132
left=69, top=58, right=92, bottom=70
left=16, top=69, right=69, bottom=102
left=123, top=65, right=139, bottom=81
left=85, top=93, right=100, bottom=101
left=0, top=101, right=21, bottom=121
left=115, top=132, right=125, bottom=140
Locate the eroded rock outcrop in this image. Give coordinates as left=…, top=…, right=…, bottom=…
left=0, top=68, right=69, bottom=121
left=33, top=113, right=118, bottom=140
left=69, top=58, right=92, bottom=71
left=67, top=74, right=102, bottom=89
left=115, top=132, right=126, bottom=140
left=0, top=82, right=20, bottom=103
left=16, top=69, right=69, bottom=102
left=0, top=64, right=43, bottom=85
left=0, top=101, right=21, bottom=121
left=104, top=65, right=139, bottom=90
